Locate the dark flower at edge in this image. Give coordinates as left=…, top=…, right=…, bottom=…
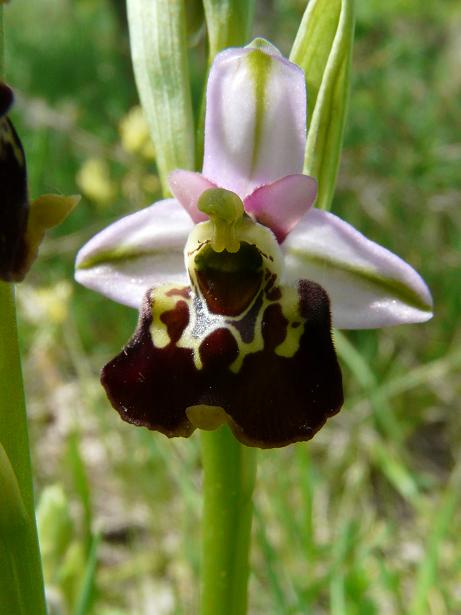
left=0, top=82, right=79, bottom=282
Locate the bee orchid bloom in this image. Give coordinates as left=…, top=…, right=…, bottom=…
left=75, top=41, right=432, bottom=448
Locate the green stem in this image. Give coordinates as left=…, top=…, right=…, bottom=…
left=200, top=426, right=257, bottom=615
left=0, top=285, right=48, bottom=615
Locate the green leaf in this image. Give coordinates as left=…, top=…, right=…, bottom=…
left=185, top=0, right=204, bottom=42
left=290, top=0, right=355, bottom=211
left=73, top=533, right=101, bottom=615
left=203, top=0, right=256, bottom=61
left=409, top=472, right=460, bottom=615
left=66, top=431, right=93, bottom=550
left=0, top=284, right=48, bottom=615
left=36, top=484, right=73, bottom=584
left=0, top=442, right=28, bottom=534
left=127, top=0, right=195, bottom=194
left=0, top=441, right=47, bottom=615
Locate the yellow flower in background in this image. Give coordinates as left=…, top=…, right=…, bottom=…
left=19, top=281, right=73, bottom=326
left=141, top=174, right=161, bottom=195
left=76, top=158, right=116, bottom=207
left=119, top=106, right=155, bottom=160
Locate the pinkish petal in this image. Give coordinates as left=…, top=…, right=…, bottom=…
left=75, top=199, right=193, bottom=308
left=244, top=174, right=317, bottom=242
left=203, top=41, right=307, bottom=198
left=283, top=209, right=433, bottom=329
left=168, top=170, right=216, bottom=223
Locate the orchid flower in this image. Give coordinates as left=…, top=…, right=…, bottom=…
left=0, top=81, right=79, bottom=282
left=75, top=40, right=432, bottom=448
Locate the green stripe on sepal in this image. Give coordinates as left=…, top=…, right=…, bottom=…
left=246, top=46, right=272, bottom=175
left=76, top=245, right=156, bottom=270
left=290, top=0, right=355, bottom=211
left=287, top=247, right=433, bottom=314
left=127, top=0, right=195, bottom=195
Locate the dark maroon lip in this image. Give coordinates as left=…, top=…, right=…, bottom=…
left=101, top=280, right=343, bottom=449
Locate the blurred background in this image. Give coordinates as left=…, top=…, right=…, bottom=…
left=4, top=0, right=461, bottom=613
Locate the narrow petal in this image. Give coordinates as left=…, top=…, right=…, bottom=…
left=168, top=170, right=215, bottom=222
left=75, top=199, right=193, bottom=308
left=203, top=42, right=307, bottom=198
left=244, top=174, right=317, bottom=242
left=283, top=209, right=433, bottom=329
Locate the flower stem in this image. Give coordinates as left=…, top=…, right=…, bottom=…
left=0, top=283, right=48, bottom=615
left=200, top=426, right=257, bottom=615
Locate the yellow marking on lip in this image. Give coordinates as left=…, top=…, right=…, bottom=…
left=275, top=286, right=304, bottom=359
left=148, top=280, right=305, bottom=374
left=150, top=285, right=184, bottom=349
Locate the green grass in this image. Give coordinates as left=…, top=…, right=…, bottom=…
left=4, top=0, right=461, bottom=613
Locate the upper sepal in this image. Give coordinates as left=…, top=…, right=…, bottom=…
left=203, top=40, right=307, bottom=198
left=283, top=209, right=433, bottom=329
